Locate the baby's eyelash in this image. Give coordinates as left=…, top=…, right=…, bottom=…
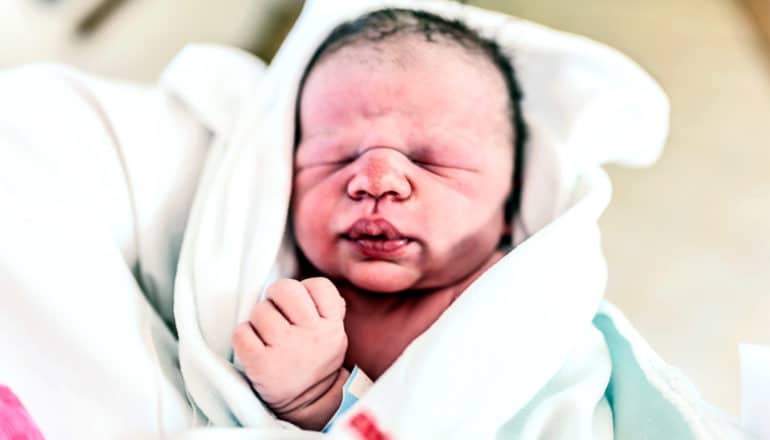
left=299, top=157, right=354, bottom=169
left=412, top=158, right=445, bottom=169
left=334, top=157, right=356, bottom=165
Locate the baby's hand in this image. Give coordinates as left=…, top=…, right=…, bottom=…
left=232, top=277, right=348, bottom=428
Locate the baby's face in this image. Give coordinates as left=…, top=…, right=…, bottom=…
left=292, top=37, right=514, bottom=293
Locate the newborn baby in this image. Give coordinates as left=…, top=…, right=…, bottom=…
left=231, top=8, right=526, bottom=431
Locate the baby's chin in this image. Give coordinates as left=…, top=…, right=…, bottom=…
left=342, top=260, right=424, bottom=293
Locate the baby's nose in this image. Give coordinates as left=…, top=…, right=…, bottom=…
left=346, top=148, right=412, bottom=202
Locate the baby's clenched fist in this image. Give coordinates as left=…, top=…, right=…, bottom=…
left=232, top=277, right=348, bottom=420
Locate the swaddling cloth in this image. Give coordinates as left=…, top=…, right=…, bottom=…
left=170, top=0, right=671, bottom=437
left=741, top=344, right=770, bottom=438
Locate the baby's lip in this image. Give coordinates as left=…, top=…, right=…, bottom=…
left=344, top=218, right=408, bottom=241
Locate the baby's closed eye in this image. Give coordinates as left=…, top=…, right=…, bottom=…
left=295, top=155, right=355, bottom=172
left=410, top=155, right=479, bottom=175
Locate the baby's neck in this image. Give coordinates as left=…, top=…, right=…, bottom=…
left=299, top=252, right=503, bottom=380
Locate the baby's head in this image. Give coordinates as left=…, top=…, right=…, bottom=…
left=292, top=8, right=526, bottom=293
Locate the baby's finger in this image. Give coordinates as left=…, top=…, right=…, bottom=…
left=231, top=321, right=266, bottom=359
left=265, top=279, right=319, bottom=326
left=249, top=300, right=291, bottom=345
left=301, top=277, right=346, bottom=321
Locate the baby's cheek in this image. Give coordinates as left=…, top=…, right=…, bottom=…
left=424, top=186, right=478, bottom=222
left=293, top=187, right=338, bottom=270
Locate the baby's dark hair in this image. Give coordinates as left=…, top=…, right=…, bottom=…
left=295, top=8, right=527, bottom=248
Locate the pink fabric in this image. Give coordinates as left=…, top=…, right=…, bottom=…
left=0, top=386, right=44, bottom=440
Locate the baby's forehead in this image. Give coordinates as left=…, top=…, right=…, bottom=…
left=301, top=37, right=511, bottom=122
left=295, top=30, right=516, bottom=161
left=314, top=33, right=492, bottom=75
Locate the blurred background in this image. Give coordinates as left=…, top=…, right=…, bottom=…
left=2, top=0, right=768, bottom=417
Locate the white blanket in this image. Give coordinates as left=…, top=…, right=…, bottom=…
left=0, top=0, right=752, bottom=439
left=172, top=1, right=663, bottom=438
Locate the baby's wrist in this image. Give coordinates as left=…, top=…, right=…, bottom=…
left=274, top=367, right=350, bottom=431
